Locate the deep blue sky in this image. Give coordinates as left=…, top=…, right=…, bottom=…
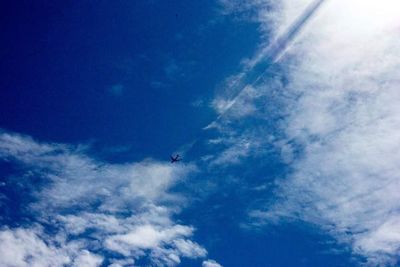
left=0, top=1, right=365, bottom=266
left=0, top=1, right=259, bottom=161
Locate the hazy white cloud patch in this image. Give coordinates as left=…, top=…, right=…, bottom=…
left=232, top=0, right=400, bottom=265
left=108, top=258, right=135, bottom=267
left=0, top=130, right=206, bottom=266
left=202, top=259, right=223, bottom=267
left=0, top=226, right=104, bottom=267
left=72, top=250, right=104, bottom=267
left=206, top=128, right=271, bottom=168
left=218, top=0, right=277, bottom=35
left=0, top=227, right=71, bottom=267
left=212, top=0, right=400, bottom=265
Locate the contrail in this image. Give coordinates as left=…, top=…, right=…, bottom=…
left=204, top=0, right=328, bottom=129
left=179, top=0, right=328, bottom=156
left=262, top=0, right=327, bottom=63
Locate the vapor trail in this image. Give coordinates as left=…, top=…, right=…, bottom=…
left=205, top=0, right=328, bottom=129
left=179, top=0, right=328, bottom=157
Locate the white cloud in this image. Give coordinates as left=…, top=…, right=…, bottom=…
left=173, top=239, right=207, bottom=258
left=231, top=0, right=400, bottom=265
left=72, top=250, right=104, bottom=267
left=0, top=130, right=206, bottom=266
left=218, top=0, right=277, bottom=35
left=211, top=0, right=400, bottom=265
left=202, top=259, right=223, bottom=267
left=0, top=227, right=73, bottom=267
left=104, top=224, right=201, bottom=254
left=108, top=258, right=135, bottom=267
left=105, top=225, right=207, bottom=266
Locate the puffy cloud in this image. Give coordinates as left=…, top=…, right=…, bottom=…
left=0, top=227, right=72, bottom=267
left=0, top=228, right=103, bottom=267
left=72, top=250, right=104, bottom=267
left=104, top=224, right=206, bottom=257
left=173, top=239, right=207, bottom=258
left=0, top=130, right=206, bottom=266
left=202, top=259, right=223, bottom=267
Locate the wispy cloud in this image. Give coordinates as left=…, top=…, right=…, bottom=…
left=215, top=0, right=400, bottom=265
left=0, top=130, right=206, bottom=266
left=218, top=0, right=276, bottom=33
left=209, top=0, right=326, bottom=130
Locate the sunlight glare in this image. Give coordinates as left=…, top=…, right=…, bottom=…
left=343, top=0, right=400, bottom=30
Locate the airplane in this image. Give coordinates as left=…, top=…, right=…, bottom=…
left=170, top=154, right=181, bottom=163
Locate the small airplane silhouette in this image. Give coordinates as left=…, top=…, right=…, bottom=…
left=170, top=154, right=181, bottom=163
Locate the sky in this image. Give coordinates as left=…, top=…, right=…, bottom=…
left=0, top=0, right=400, bottom=266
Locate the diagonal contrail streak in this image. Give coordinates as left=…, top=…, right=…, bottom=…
left=178, top=0, right=329, bottom=157
left=204, top=0, right=328, bottom=129
left=263, top=0, right=327, bottom=63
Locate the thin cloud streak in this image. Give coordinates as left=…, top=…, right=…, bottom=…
left=207, top=0, right=327, bottom=129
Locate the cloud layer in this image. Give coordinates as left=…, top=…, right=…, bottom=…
left=218, top=0, right=400, bottom=265
left=0, top=131, right=207, bottom=266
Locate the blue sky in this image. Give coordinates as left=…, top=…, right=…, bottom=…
left=1, top=1, right=400, bottom=266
